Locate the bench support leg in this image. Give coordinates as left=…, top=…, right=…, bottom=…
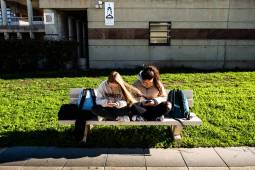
left=81, top=125, right=90, bottom=143
left=170, top=125, right=183, bottom=140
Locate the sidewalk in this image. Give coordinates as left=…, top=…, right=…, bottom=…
left=0, top=147, right=255, bottom=170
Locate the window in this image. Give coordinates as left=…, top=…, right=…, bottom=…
left=149, top=22, right=171, bottom=46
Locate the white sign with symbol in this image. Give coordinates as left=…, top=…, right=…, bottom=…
left=44, top=12, right=54, bottom=25
left=105, top=2, right=114, bottom=26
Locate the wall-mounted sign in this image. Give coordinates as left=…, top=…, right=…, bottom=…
left=105, top=2, right=114, bottom=26
left=44, top=12, right=54, bottom=24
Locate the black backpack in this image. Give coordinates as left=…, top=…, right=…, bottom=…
left=58, top=104, right=79, bottom=120
left=58, top=88, right=96, bottom=121
left=167, top=89, right=190, bottom=119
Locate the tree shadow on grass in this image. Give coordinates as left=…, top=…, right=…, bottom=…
left=0, top=128, right=75, bottom=147
left=0, top=69, right=141, bottom=80
left=86, top=125, right=174, bottom=148
left=1, top=67, right=251, bottom=80
left=0, top=126, right=174, bottom=148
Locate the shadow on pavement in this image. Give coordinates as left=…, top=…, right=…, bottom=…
left=0, top=125, right=174, bottom=148
left=0, top=146, right=150, bottom=164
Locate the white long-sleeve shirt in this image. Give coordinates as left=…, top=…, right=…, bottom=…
left=95, top=80, right=127, bottom=108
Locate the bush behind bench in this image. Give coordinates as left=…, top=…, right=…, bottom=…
left=0, top=40, right=78, bottom=72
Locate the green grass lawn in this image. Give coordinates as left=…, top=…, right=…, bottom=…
left=0, top=71, right=255, bottom=148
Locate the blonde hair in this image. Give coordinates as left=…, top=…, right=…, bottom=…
left=108, top=71, right=142, bottom=105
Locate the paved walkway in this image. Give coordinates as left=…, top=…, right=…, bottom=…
left=0, top=147, right=255, bottom=170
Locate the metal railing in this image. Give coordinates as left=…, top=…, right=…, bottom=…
left=1, top=16, right=44, bottom=26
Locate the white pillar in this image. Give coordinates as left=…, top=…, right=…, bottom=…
left=1, top=0, right=9, bottom=39
left=3, top=32, right=9, bottom=40
left=26, top=0, right=34, bottom=39
left=1, top=0, right=7, bottom=25
left=17, top=32, right=22, bottom=39
left=68, top=16, right=73, bottom=40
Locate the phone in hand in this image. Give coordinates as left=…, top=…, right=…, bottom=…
left=108, top=102, right=118, bottom=107
left=145, top=100, right=153, bottom=104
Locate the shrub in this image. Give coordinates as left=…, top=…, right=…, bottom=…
left=0, top=40, right=78, bottom=72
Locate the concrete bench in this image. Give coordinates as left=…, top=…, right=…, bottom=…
left=59, top=88, right=202, bottom=143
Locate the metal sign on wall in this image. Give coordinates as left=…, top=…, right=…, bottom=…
left=105, top=2, right=114, bottom=26
left=44, top=12, right=54, bottom=25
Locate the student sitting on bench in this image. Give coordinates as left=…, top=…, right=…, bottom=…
left=132, top=65, right=172, bottom=121
left=91, top=71, right=142, bottom=122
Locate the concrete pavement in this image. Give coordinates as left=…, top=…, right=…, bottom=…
left=0, top=147, right=255, bottom=170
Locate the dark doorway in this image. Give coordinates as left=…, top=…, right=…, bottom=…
left=65, top=10, right=89, bottom=69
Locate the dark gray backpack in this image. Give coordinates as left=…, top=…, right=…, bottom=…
left=167, top=89, right=190, bottom=119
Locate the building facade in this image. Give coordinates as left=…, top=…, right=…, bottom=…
left=1, top=0, right=255, bottom=69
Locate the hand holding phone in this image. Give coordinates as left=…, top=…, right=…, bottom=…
left=107, top=102, right=118, bottom=107
left=145, top=100, right=153, bottom=103
left=143, top=99, right=155, bottom=106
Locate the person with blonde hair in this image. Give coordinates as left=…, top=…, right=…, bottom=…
left=92, top=71, right=142, bottom=121
left=75, top=71, right=144, bottom=142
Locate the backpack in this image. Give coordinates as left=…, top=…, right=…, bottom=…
left=167, top=89, right=190, bottom=119
left=74, top=89, right=96, bottom=141
left=77, top=88, right=96, bottom=111
left=58, top=104, right=79, bottom=120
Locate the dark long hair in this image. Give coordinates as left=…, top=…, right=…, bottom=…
left=141, top=65, right=163, bottom=96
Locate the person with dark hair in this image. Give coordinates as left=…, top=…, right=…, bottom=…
left=132, top=65, right=172, bottom=121
left=91, top=71, right=142, bottom=121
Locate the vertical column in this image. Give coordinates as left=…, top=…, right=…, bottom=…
left=62, top=14, right=67, bottom=40
left=17, top=32, right=22, bottom=39
left=84, top=10, right=89, bottom=69
left=82, top=23, right=86, bottom=58
left=76, top=20, right=85, bottom=70
left=0, top=0, right=7, bottom=25
left=1, top=0, right=9, bottom=39
left=26, top=0, right=34, bottom=39
left=81, top=22, right=87, bottom=69
left=58, top=12, right=66, bottom=39
left=76, top=20, right=81, bottom=60
left=223, top=0, right=231, bottom=69
left=68, top=16, right=74, bottom=40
